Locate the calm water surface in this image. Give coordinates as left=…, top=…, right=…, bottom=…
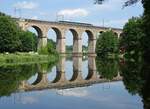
left=0, top=56, right=148, bottom=109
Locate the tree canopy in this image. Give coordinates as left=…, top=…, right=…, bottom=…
left=96, top=30, right=119, bottom=57
left=0, top=14, right=21, bottom=53
left=120, top=17, right=145, bottom=58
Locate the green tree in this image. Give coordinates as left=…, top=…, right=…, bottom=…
left=96, top=30, right=119, bottom=57
left=19, top=31, right=38, bottom=52
left=120, top=17, right=145, bottom=58
left=94, top=0, right=150, bottom=62
left=0, top=14, right=21, bottom=53
left=47, top=39, right=56, bottom=54
left=0, top=12, right=6, bottom=16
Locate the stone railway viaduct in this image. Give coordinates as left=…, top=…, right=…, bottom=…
left=17, top=18, right=122, bottom=56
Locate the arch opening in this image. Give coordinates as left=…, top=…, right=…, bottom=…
left=66, top=29, right=78, bottom=54
left=47, top=27, right=62, bottom=53
left=82, top=32, right=88, bottom=55
left=84, top=30, right=96, bottom=54
left=26, top=26, right=43, bottom=52
left=27, top=73, right=43, bottom=86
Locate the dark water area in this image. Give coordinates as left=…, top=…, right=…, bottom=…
left=0, top=56, right=149, bottom=109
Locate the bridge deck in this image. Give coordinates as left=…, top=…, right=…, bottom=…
left=15, top=18, right=122, bottom=31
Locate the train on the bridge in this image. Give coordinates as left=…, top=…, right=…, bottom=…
left=58, top=21, right=93, bottom=26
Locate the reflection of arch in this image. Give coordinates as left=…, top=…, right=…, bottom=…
left=52, top=71, right=62, bottom=83
left=85, top=70, right=95, bottom=80
left=85, top=57, right=97, bottom=80
left=52, top=57, right=66, bottom=83
left=69, top=57, right=83, bottom=81
left=27, top=25, right=43, bottom=38
left=27, top=72, right=44, bottom=86
left=70, top=70, right=80, bottom=81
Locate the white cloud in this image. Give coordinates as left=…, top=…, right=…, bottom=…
left=57, top=8, right=89, bottom=18
left=31, top=16, right=38, bottom=20
left=56, top=88, right=89, bottom=97
left=13, top=1, right=38, bottom=9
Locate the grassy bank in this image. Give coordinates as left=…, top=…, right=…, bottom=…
left=0, top=53, right=58, bottom=66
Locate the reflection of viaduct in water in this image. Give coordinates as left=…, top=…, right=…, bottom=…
left=19, top=57, right=122, bottom=91
left=17, top=18, right=122, bottom=56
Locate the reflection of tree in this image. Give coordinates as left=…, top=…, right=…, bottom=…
left=96, top=58, right=119, bottom=80
left=121, top=60, right=144, bottom=94
left=0, top=61, right=57, bottom=97
left=141, top=64, right=150, bottom=109
left=120, top=58, right=150, bottom=109
left=0, top=64, right=37, bottom=97
left=38, top=60, right=57, bottom=73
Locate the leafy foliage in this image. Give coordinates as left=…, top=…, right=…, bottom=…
left=19, top=31, right=38, bottom=52
left=0, top=14, right=21, bottom=53
left=96, top=30, right=119, bottom=57
left=120, top=17, right=145, bottom=58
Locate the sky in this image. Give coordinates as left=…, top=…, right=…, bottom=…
left=0, top=0, right=144, bottom=45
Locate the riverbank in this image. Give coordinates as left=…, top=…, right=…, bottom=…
left=0, top=53, right=58, bottom=66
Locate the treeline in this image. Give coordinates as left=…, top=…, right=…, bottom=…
left=0, top=12, right=36, bottom=53
left=96, top=17, right=146, bottom=60
left=0, top=12, right=56, bottom=54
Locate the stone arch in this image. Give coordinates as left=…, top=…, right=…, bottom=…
left=26, top=25, right=47, bottom=50
left=113, top=31, right=119, bottom=38
left=99, top=31, right=104, bottom=34
left=51, top=27, right=62, bottom=39
left=85, top=30, right=95, bottom=40
left=84, top=30, right=96, bottom=56
left=47, top=27, right=63, bottom=53
left=70, top=29, right=79, bottom=40
left=27, top=25, right=43, bottom=38
left=66, top=28, right=82, bottom=56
